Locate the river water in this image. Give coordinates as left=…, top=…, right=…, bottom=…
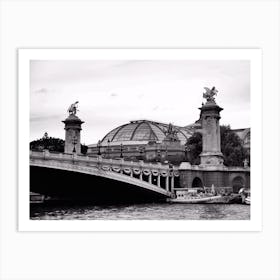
left=30, top=203, right=250, bottom=220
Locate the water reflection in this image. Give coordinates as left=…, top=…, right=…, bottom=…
left=30, top=203, right=250, bottom=220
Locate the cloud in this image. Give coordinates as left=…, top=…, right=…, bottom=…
left=33, top=88, right=49, bottom=94
left=30, top=59, right=250, bottom=144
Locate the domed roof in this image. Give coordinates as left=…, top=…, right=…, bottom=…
left=100, top=120, right=193, bottom=145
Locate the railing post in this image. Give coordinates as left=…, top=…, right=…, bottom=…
left=165, top=176, right=169, bottom=192
left=171, top=176, right=175, bottom=193
left=157, top=174, right=161, bottom=188
left=140, top=171, right=143, bottom=181
left=148, top=173, right=152, bottom=184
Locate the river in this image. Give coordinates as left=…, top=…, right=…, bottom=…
left=30, top=203, right=250, bottom=220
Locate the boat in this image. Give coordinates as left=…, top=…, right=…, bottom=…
left=30, top=192, right=51, bottom=204
left=168, top=195, right=227, bottom=204
left=239, top=188, right=251, bottom=205
left=244, top=196, right=251, bottom=205
left=167, top=188, right=238, bottom=204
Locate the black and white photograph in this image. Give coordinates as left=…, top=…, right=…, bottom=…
left=1, top=1, right=279, bottom=280
left=27, top=53, right=253, bottom=221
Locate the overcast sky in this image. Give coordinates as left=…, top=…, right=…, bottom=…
left=30, top=60, right=250, bottom=145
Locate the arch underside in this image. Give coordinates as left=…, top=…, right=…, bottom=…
left=30, top=162, right=171, bottom=203
left=232, top=176, right=245, bottom=193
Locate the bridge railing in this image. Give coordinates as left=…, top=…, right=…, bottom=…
left=30, top=150, right=179, bottom=172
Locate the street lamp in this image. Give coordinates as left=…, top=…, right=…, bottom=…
left=107, top=139, right=111, bottom=158
left=139, top=146, right=145, bottom=160
left=72, top=136, right=77, bottom=153
left=120, top=143, right=123, bottom=158
left=97, top=140, right=101, bottom=156
left=157, top=147, right=161, bottom=162
left=169, top=163, right=174, bottom=173
left=184, top=143, right=190, bottom=161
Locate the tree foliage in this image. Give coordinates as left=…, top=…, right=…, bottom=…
left=220, top=125, right=246, bottom=167
left=30, top=132, right=88, bottom=155
left=185, top=132, right=202, bottom=165
left=186, top=125, right=246, bottom=167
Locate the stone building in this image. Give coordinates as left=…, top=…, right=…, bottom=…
left=87, top=120, right=193, bottom=164
left=87, top=119, right=250, bottom=165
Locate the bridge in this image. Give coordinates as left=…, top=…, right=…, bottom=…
left=30, top=150, right=180, bottom=202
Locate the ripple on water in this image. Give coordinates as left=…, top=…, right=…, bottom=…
left=30, top=203, right=250, bottom=220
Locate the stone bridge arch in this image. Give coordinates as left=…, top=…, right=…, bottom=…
left=30, top=158, right=173, bottom=200
left=192, top=177, right=203, bottom=188
left=231, top=175, right=245, bottom=193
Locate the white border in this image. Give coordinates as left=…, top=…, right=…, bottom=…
left=18, top=49, right=262, bottom=231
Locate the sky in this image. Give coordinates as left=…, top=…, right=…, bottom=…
left=30, top=60, right=250, bottom=145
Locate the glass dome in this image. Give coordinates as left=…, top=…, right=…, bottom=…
left=100, top=120, right=193, bottom=145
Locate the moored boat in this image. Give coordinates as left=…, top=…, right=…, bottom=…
left=168, top=195, right=226, bottom=204
left=168, top=188, right=239, bottom=204
left=239, top=188, right=251, bottom=205
left=244, top=196, right=251, bottom=205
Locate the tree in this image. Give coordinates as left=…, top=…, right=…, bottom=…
left=30, top=133, right=88, bottom=155
left=186, top=125, right=246, bottom=167
left=185, top=132, right=202, bottom=165
left=220, top=125, right=246, bottom=166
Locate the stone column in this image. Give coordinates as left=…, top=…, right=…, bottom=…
left=171, top=176, right=175, bottom=193
left=62, top=114, right=84, bottom=154
left=157, top=174, right=161, bottom=188
left=148, top=173, right=152, bottom=184
left=165, top=176, right=169, bottom=191
left=199, top=100, right=224, bottom=166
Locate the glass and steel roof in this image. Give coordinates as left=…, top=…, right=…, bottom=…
left=100, top=120, right=193, bottom=145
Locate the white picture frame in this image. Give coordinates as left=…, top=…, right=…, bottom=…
left=1, top=1, right=279, bottom=280
left=18, top=48, right=261, bottom=232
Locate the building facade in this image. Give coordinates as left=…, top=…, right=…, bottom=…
left=87, top=119, right=250, bottom=166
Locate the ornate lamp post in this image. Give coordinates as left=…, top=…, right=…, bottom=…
left=157, top=147, right=161, bottom=163
left=72, top=136, right=77, bottom=153
left=120, top=143, right=123, bottom=158
left=169, top=163, right=174, bottom=193
left=184, top=143, right=190, bottom=161
left=139, top=146, right=145, bottom=160
left=97, top=140, right=101, bottom=156
left=107, top=139, right=111, bottom=158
